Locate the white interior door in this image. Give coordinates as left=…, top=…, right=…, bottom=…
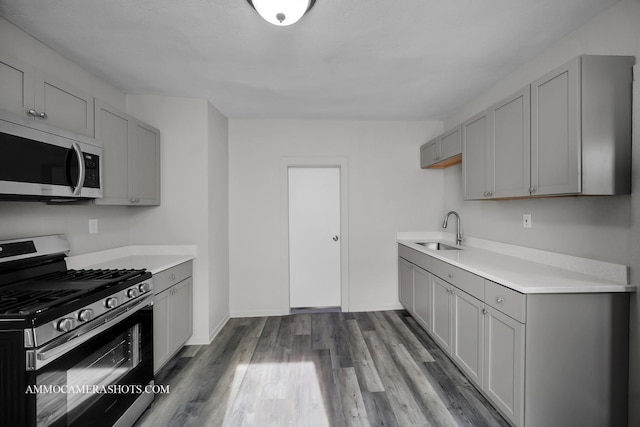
left=288, top=167, right=341, bottom=308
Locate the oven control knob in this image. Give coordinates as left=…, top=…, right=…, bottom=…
left=127, top=288, right=140, bottom=299
left=78, top=309, right=94, bottom=322
left=56, top=318, right=74, bottom=332
left=105, top=297, right=119, bottom=309
left=138, top=282, right=152, bottom=293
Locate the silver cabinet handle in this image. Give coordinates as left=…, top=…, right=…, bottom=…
left=38, top=111, right=48, bottom=119
left=529, top=187, right=536, bottom=193
left=496, top=297, right=504, bottom=304
left=332, top=236, right=339, bottom=242
left=27, top=109, right=38, bottom=117
left=486, top=191, right=493, bottom=197
left=70, top=143, right=85, bottom=196
left=482, top=308, right=487, bottom=315
left=447, top=272, right=454, bottom=279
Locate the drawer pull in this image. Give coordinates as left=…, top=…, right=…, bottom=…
left=482, top=308, right=487, bottom=315
left=496, top=296, right=504, bottom=304
left=170, top=273, right=176, bottom=281
left=448, top=273, right=454, bottom=279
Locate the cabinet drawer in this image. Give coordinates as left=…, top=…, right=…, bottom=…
left=399, top=244, right=432, bottom=271
left=431, top=258, right=484, bottom=301
left=153, top=261, right=193, bottom=294
left=485, top=280, right=526, bottom=323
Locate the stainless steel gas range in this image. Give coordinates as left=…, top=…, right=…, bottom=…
left=0, top=235, right=154, bottom=427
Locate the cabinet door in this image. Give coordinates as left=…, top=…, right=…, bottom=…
left=483, top=308, right=525, bottom=427
left=420, top=139, right=440, bottom=168
left=130, top=120, right=161, bottom=205
left=430, top=275, right=452, bottom=354
left=492, top=87, right=531, bottom=198
left=413, top=266, right=431, bottom=331
left=440, top=126, right=462, bottom=160
left=170, top=278, right=193, bottom=351
left=452, top=290, right=484, bottom=387
left=398, top=258, right=414, bottom=312
left=36, top=74, right=94, bottom=137
left=153, top=289, right=171, bottom=373
left=463, top=109, right=492, bottom=200
left=94, top=102, right=133, bottom=205
left=531, top=57, right=581, bottom=196
left=0, top=55, right=35, bottom=116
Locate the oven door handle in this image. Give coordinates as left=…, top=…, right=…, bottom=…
left=31, top=294, right=153, bottom=370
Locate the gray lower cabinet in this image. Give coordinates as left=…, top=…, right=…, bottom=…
left=0, top=53, right=94, bottom=137
left=94, top=101, right=161, bottom=206
left=398, top=257, right=414, bottom=313
left=413, top=266, right=431, bottom=331
left=153, top=261, right=194, bottom=373
left=430, top=275, right=453, bottom=354
left=452, top=289, right=485, bottom=388
left=484, top=307, right=525, bottom=425
left=398, top=244, right=628, bottom=427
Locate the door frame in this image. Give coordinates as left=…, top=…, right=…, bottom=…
left=281, top=158, right=349, bottom=313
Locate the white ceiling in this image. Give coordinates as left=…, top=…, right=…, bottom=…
left=0, top=0, right=619, bottom=120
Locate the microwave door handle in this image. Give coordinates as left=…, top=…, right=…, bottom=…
left=70, top=143, right=86, bottom=196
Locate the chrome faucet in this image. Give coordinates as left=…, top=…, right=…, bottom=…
left=442, top=211, right=462, bottom=245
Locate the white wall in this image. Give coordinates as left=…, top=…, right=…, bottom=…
left=228, top=119, right=443, bottom=316
left=440, top=0, right=639, bottom=266
left=0, top=18, right=132, bottom=254
left=207, top=102, right=230, bottom=339
left=440, top=0, right=640, bottom=422
left=126, top=95, right=217, bottom=344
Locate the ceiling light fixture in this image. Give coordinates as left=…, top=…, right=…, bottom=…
left=247, top=0, right=316, bottom=26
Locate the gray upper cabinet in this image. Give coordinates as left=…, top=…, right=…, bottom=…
left=462, top=110, right=491, bottom=199
left=420, top=125, right=462, bottom=169
left=130, top=121, right=161, bottom=205
left=0, top=54, right=94, bottom=137
left=530, top=58, right=580, bottom=196
left=531, top=55, right=633, bottom=196
left=464, top=87, right=530, bottom=200
left=0, top=55, right=35, bottom=117
left=493, top=87, right=531, bottom=198
left=94, top=102, right=131, bottom=204
left=94, top=101, right=161, bottom=206
left=463, top=55, right=632, bottom=200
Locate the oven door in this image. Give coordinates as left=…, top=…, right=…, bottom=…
left=27, top=300, right=153, bottom=427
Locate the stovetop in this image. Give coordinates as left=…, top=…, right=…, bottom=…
left=0, top=268, right=149, bottom=317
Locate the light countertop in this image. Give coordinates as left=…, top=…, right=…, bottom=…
left=66, top=245, right=197, bottom=275
left=398, top=234, right=634, bottom=294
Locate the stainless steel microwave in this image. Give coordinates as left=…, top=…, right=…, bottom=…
left=0, top=110, right=102, bottom=201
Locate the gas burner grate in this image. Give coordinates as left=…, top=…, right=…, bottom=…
left=37, top=268, right=144, bottom=283
left=0, top=288, right=81, bottom=315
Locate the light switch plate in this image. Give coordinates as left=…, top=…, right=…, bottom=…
left=523, top=213, right=532, bottom=228
left=89, top=218, right=98, bottom=234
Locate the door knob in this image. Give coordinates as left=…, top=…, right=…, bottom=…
left=332, top=236, right=339, bottom=242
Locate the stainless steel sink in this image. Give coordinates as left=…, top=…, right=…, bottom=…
left=415, top=241, right=461, bottom=251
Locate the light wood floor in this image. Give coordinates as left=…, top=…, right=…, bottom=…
left=135, top=310, right=509, bottom=426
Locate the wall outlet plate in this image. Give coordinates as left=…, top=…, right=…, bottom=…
left=89, top=218, right=98, bottom=234
left=523, top=213, right=532, bottom=229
